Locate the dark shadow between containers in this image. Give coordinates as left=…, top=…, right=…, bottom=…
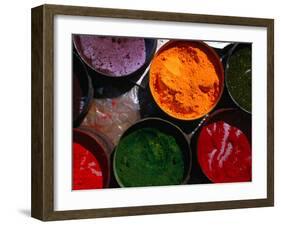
left=113, top=118, right=192, bottom=187
left=109, top=148, right=120, bottom=188
left=73, top=53, right=94, bottom=127
left=189, top=127, right=212, bottom=184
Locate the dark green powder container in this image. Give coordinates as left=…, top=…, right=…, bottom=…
left=225, top=44, right=252, bottom=113
left=113, top=118, right=192, bottom=187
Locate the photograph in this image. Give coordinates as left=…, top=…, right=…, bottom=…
left=72, top=34, right=252, bottom=190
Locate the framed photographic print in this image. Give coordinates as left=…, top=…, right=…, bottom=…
left=31, top=4, right=274, bottom=221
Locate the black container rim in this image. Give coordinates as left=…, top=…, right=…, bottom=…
left=225, top=43, right=252, bottom=114
left=148, top=40, right=225, bottom=121
left=73, top=128, right=112, bottom=188
left=73, top=35, right=158, bottom=79
left=194, top=108, right=252, bottom=183
left=113, top=117, right=192, bottom=188
left=73, top=52, right=94, bottom=127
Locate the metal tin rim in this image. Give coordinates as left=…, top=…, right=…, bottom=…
left=73, top=52, right=94, bottom=127
left=73, top=35, right=157, bottom=79
left=73, top=128, right=112, bottom=188
left=225, top=44, right=252, bottom=114
left=195, top=108, right=251, bottom=183
left=149, top=40, right=225, bottom=121
left=113, top=117, right=192, bottom=187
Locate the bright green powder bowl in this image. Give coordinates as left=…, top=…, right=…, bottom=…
left=113, top=118, right=191, bottom=187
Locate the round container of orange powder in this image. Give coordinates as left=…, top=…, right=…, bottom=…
left=149, top=40, right=224, bottom=120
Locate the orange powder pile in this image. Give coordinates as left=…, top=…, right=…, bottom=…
left=150, top=42, right=221, bottom=120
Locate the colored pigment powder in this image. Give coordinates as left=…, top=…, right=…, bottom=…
left=78, top=35, right=146, bottom=76
left=226, top=47, right=252, bottom=112
left=197, top=121, right=251, bottom=183
left=72, top=142, right=103, bottom=190
left=150, top=42, right=222, bottom=120
left=115, top=128, right=185, bottom=187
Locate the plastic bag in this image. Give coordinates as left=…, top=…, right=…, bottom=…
left=81, top=86, right=140, bottom=145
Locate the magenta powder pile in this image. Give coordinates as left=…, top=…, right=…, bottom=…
left=78, top=35, right=146, bottom=77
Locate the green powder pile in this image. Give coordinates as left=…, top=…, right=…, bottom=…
left=115, top=128, right=185, bottom=187
left=226, top=47, right=252, bottom=112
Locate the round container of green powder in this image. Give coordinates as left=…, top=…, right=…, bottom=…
left=113, top=118, right=191, bottom=187
left=225, top=44, right=252, bottom=113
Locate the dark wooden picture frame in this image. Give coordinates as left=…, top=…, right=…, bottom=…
left=31, top=4, right=274, bottom=221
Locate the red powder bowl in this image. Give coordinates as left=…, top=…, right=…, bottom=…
left=72, top=128, right=113, bottom=190
left=197, top=109, right=252, bottom=183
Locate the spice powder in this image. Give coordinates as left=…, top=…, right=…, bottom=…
left=72, top=143, right=104, bottom=190
left=150, top=42, right=221, bottom=120
left=115, top=128, right=185, bottom=187
left=198, top=121, right=251, bottom=183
